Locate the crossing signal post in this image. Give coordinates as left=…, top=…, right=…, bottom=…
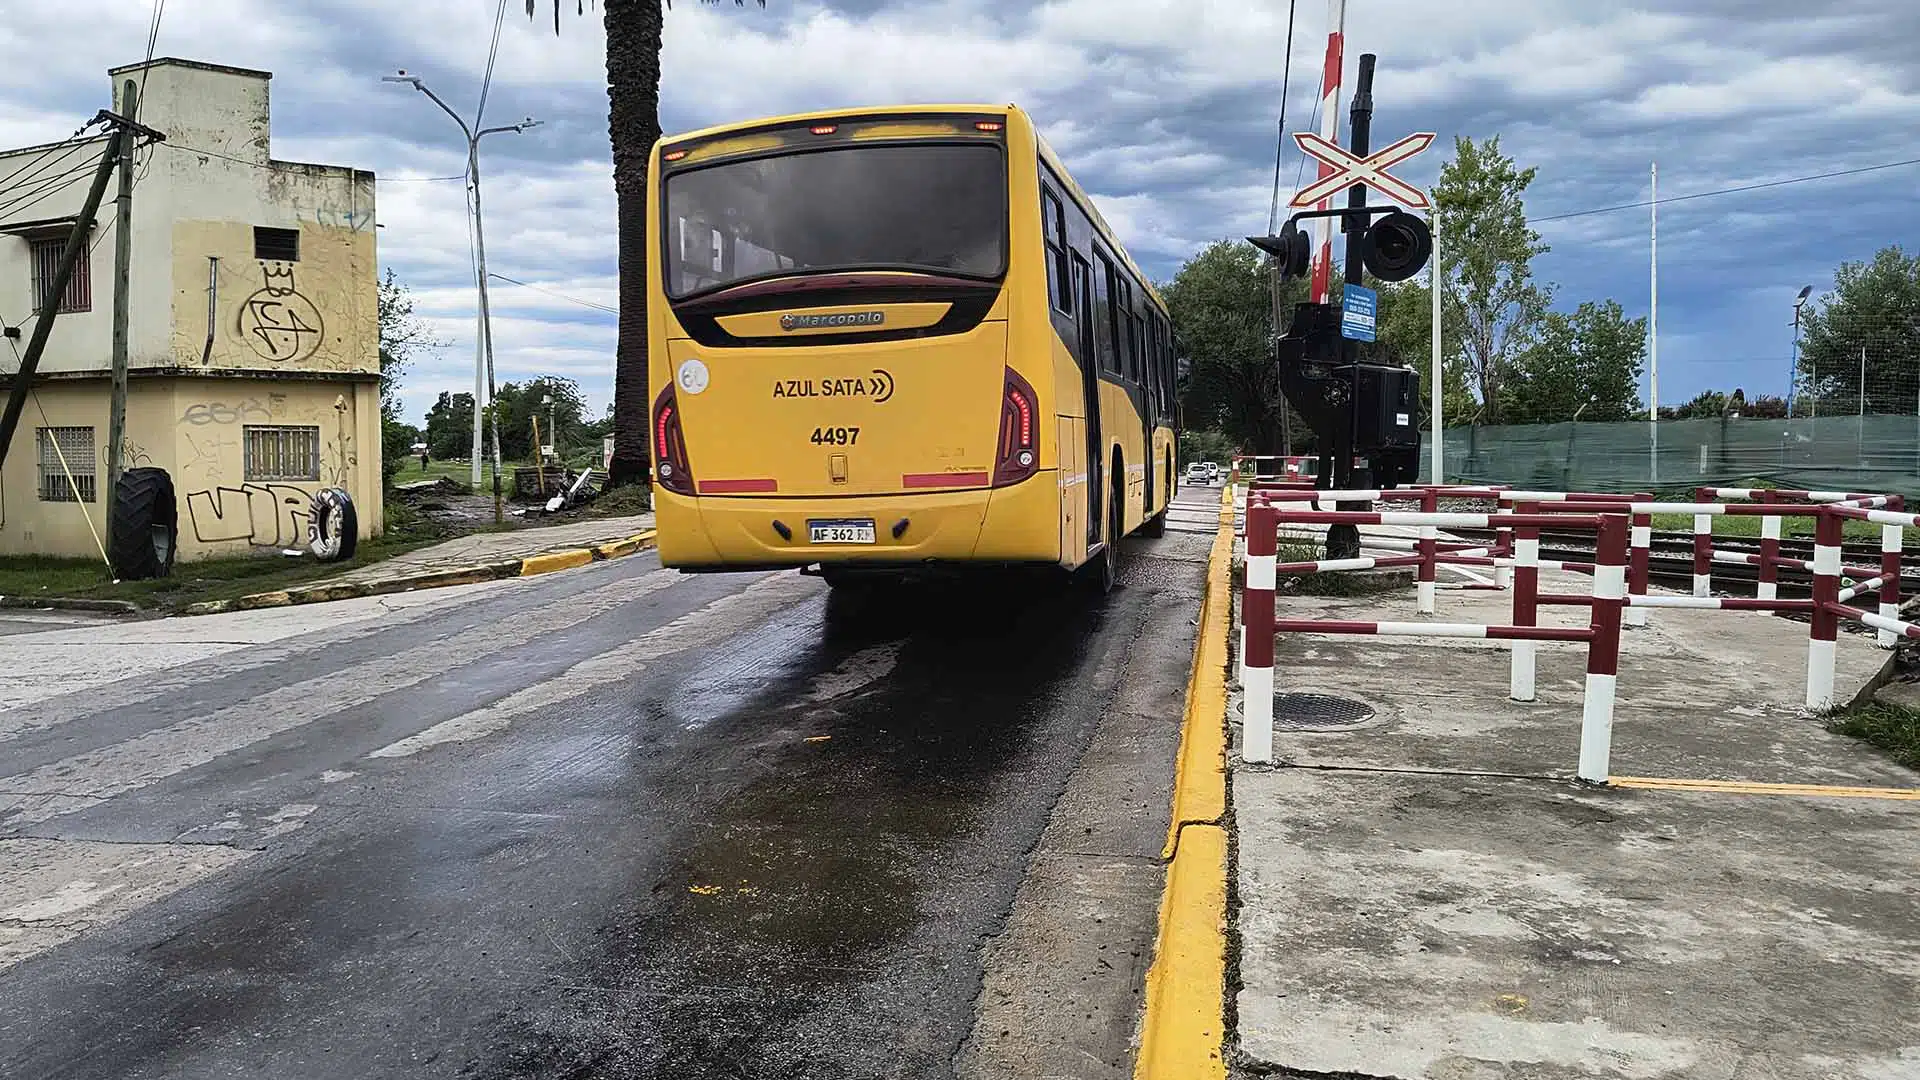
left=1249, top=52, right=1431, bottom=559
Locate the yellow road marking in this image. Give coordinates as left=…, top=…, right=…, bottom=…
left=1612, top=776, right=1920, bottom=800
left=1137, top=489, right=1236, bottom=1080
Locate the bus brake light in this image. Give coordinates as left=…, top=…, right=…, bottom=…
left=652, top=384, right=696, bottom=495
left=993, top=367, right=1040, bottom=487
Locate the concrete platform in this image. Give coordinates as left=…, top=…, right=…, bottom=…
left=1230, top=569, right=1920, bottom=1079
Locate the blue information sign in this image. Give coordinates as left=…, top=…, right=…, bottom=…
left=1340, top=284, right=1378, bottom=342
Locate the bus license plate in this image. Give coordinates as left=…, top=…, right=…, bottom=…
left=809, top=519, right=876, bottom=544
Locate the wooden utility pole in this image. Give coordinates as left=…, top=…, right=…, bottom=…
left=107, top=80, right=138, bottom=517
left=0, top=128, right=123, bottom=472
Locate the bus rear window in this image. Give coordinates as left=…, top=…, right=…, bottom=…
left=663, top=143, right=1007, bottom=299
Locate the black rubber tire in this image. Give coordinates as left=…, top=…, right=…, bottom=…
left=309, top=487, right=359, bottom=562
left=1096, top=476, right=1121, bottom=593
left=108, top=467, right=177, bottom=580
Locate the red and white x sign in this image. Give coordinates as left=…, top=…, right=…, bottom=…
left=1288, top=130, right=1436, bottom=211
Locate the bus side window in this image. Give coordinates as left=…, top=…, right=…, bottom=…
left=1093, top=251, right=1118, bottom=375
left=1041, top=187, right=1071, bottom=315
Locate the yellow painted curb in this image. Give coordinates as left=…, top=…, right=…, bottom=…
left=520, top=549, right=594, bottom=576
left=1135, top=823, right=1228, bottom=1080
left=1612, top=776, right=1920, bottom=800
left=1134, top=486, right=1237, bottom=1080
left=1162, top=485, right=1237, bottom=860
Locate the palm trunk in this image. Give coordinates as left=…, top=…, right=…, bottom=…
left=602, top=0, right=662, bottom=490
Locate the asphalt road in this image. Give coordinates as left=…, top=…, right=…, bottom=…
left=0, top=486, right=1219, bottom=1080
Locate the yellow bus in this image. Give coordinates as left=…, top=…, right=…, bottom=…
left=646, top=103, right=1177, bottom=590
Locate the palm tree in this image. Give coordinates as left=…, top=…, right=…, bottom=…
left=531, top=0, right=763, bottom=492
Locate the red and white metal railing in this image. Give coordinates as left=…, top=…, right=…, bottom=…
left=1241, top=502, right=1628, bottom=782
left=1692, top=488, right=1904, bottom=647
left=1238, top=484, right=1918, bottom=783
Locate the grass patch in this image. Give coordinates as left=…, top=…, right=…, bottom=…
left=1270, top=539, right=1409, bottom=598
left=0, top=497, right=485, bottom=613
left=1825, top=700, right=1920, bottom=771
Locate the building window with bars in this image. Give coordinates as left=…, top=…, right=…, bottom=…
left=243, top=425, right=321, bottom=482
left=253, top=226, right=300, bottom=262
left=28, top=235, right=91, bottom=313
left=37, top=426, right=97, bottom=503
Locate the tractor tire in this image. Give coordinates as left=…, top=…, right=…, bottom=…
left=108, top=467, right=177, bottom=580
left=308, top=487, right=359, bottom=562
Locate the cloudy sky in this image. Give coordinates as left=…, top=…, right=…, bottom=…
left=4, top=0, right=1915, bottom=424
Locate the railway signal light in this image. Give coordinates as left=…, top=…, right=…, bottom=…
left=1360, top=211, right=1432, bottom=282
left=1248, top=220, right=1312, bottom=280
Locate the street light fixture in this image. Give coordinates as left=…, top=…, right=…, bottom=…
left=383, top=69, right=541, bottom=522
left=1788, top=284, right=1812, bottom=419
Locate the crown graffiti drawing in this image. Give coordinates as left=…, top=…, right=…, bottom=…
left=261, top=263, right=298, bottom=297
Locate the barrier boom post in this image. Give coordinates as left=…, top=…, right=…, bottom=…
left=1578, top=513, right=1627, bottom=783
left=1243, top=502, right=1278, bottom=763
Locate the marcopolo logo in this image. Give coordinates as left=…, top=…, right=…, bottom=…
left=779, top=310, right=885, bottom=331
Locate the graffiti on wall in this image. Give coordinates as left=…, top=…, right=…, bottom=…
left=180, top=399, right=271, bottom=425
left=240, top=265, right=325, bottom=364
left=185, top=483, right=312, bottom=547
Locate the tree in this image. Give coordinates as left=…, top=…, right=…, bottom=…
left=1505, top=300, right=1645, bottom=423
left=491, top=376, right=589, bottom=461
left=1432, top=136, right=1551, bottom=425
left=377, top=269, right=444, bottom=484
left=533, top=0, right=765, bottom=494
left=1166, top=240, right=1299, bottom=453
left=425, top=391, right=476, bottom=461
left=1798, top=245, right=1920, bottom=414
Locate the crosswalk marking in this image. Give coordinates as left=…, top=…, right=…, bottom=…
left=369, top=571, right=814, bottom=759
left=0, top=570, right=691, bottom=828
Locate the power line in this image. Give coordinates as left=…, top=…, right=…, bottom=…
left=0, top=150, right=112, bottom=220
left=1266, top=0, right=1299, bottom=236
left=1536, top=157, right=1920, bottom=224
left=488, top=272, right=617, bottom=314
left=477, top=0, right=510, bottom=127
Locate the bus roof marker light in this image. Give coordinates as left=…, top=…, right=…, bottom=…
left=663, top=148, right=688, bottom=161
left=974, top=120, right=1004, bottom=132
left=809, top=124, right=838, bottom=135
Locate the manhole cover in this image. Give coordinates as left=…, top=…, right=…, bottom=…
left=1272, top=692, right=1376, bottom=731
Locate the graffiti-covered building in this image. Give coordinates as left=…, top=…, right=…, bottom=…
left=0, top=57, right=381, bottom=564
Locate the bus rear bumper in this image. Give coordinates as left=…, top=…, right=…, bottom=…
left=655, top=473, right=1061, bottom=570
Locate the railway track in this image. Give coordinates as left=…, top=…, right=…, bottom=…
left=1441, top=526, right=1917, bottom=597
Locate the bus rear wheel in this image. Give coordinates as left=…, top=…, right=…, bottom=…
left=1091, top=479, right=1120, bottom=594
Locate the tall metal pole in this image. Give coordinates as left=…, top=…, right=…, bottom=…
left=1789, top=309, right=1800, bottom=418
left=1649, top=161, right=1659, bottom=484
left=1306, top=0, right=1345, bottom=304
left=470, top=144, right=504, bottom=523
left=0, top=131, right=122, bottom=471
left=107, top=80, right=138, bottom=519
left=468, top=142, right=486, bottom=491
left=1430, top=207, right=1442, bottom=483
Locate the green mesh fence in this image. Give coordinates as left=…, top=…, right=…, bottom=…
left=1422, top=415, right=1920, bottom=497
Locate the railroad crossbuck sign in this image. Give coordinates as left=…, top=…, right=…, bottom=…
left=1288, top=131, right=1436, bottom=211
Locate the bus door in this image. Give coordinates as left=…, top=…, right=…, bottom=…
left=1073, top=253, right=1102, bottom=547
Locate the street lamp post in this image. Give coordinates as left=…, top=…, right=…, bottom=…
left=383, top=70, right=541, bottom=522
left=1788, top=284, right=1812, bottom=419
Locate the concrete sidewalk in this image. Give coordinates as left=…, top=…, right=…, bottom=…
left=327, top=512, right=655, bottom=587
left=1230, top=569, right=1920, bottom=1078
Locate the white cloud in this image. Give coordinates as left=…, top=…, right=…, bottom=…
left=2, top=0, right=1915, bottom=422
